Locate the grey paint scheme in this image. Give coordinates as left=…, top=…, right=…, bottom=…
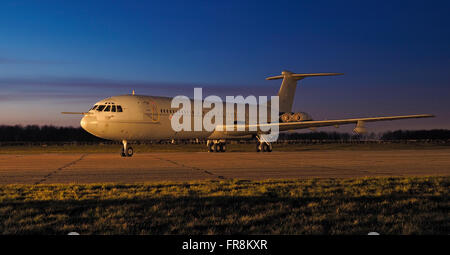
left=81, top=95, right=264, bottom=141
left=80, top=94, right=433, bottom=142
left=78, top=71, right=434, bottom=142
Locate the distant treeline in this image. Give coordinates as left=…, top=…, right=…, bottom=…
left=0, top=125, right=104, bottom=142
left=278, top=132, right=362, bottom=141
left=278, top=130, right=450, bottom=141
left=380, top=129, right=450, bottom=140
left=0, top=125, right=449, bottom=142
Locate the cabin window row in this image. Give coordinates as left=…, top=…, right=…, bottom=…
left=160, top=109, right=210, bottom=114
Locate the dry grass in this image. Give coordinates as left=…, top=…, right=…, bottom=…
left=0, top=176, right=448, bottom=234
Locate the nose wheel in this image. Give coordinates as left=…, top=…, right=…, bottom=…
left=121, top=140, right=134, bottom=157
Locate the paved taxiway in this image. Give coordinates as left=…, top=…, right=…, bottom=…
left=0, top=150, right=449, bottom=184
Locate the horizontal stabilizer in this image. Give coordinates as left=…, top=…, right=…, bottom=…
left=266, top=72, right=344, bottom=80
left=266, top=70, right=343, bottom=112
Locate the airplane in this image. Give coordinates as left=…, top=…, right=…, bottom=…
left=62, top=71, right=434, bottom=157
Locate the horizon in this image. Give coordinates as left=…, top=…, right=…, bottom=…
left=1, top=123, right=448, bottom=135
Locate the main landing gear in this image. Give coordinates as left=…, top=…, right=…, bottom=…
left=121, top=140, right=134, bottom=157
left=256, top=135, right=272, bottom=152
left=206, top=137, right=273, bottom=153
left=207, top=140, right=226, bottom=152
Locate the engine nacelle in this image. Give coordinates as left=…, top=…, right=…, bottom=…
left=280, top=113, right=291, bottom=123
left=292, top=113, right=303, bottom=122
left=279, top=112, right=313, bottom=122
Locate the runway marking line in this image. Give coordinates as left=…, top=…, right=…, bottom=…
left=34, top=154, right=88, bottom=184
left=153, top=155, right=227, bottom=180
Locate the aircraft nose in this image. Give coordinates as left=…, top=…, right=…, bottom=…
left=80, top=115, right=98, bottom=134
left=80, top=116, right=88, bottom=130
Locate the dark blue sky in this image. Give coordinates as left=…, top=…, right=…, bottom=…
left=0, top=0, right=449, bottom=131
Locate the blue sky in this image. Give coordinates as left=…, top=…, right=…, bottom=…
left=0, top=0, right=449, bottom=131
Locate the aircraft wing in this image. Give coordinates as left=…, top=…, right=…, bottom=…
left=214, top=114, right=434, bottom=137
left=273, top=114, right=434, bottom=132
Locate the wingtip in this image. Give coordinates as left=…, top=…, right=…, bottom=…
left=416, top=114, right=435, bottom=118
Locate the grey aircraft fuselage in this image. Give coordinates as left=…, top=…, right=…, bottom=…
left=68, top=71, right=434, bottom=156
left=80, top=95, right=280, bottom=141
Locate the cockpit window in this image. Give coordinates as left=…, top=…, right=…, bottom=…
left=97, top=105, right=106, bottom=111
left=111, top=105, right=116, bottom=112
left=117, top=106, right=123, bottom=112
left=104, top=105, right=111, bottom=112
left=91, top=105, right=98, bottom=111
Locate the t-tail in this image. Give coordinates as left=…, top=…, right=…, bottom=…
left=266, top=71, right=343, bottom=113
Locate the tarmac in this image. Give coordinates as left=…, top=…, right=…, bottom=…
left=0, top=150, right=449, bottom=184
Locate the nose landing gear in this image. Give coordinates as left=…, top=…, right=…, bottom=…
left=121, top=140, right=134, bottom=157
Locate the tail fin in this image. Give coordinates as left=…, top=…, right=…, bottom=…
left=266, top=71, right=343, bottom=112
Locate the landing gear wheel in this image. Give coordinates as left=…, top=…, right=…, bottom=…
left=220, top=143, right=226, bottom=152
left=267, top=143, right=273, bottom=152
left=121, top=148, right=126, bottom=157
left=256, top=142, right=262, bottom=152
left=126, top=147, right=134, bottom=157
left=262, top=143, right=268, bottom=152
left=256, top=142, right=272, bottom=152
left=207, top=141, right=227, bottom=152
left=262, top=143, right=273, bottom=152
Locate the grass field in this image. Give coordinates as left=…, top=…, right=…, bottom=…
left=1, top=142, right=449, bottom=154
left=0, top=176, right=448, bottom=234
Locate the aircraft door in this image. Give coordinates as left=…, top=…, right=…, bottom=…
left=150, top=101, right=159, bottom=122
left=143, top=99, right=160, bottom=123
